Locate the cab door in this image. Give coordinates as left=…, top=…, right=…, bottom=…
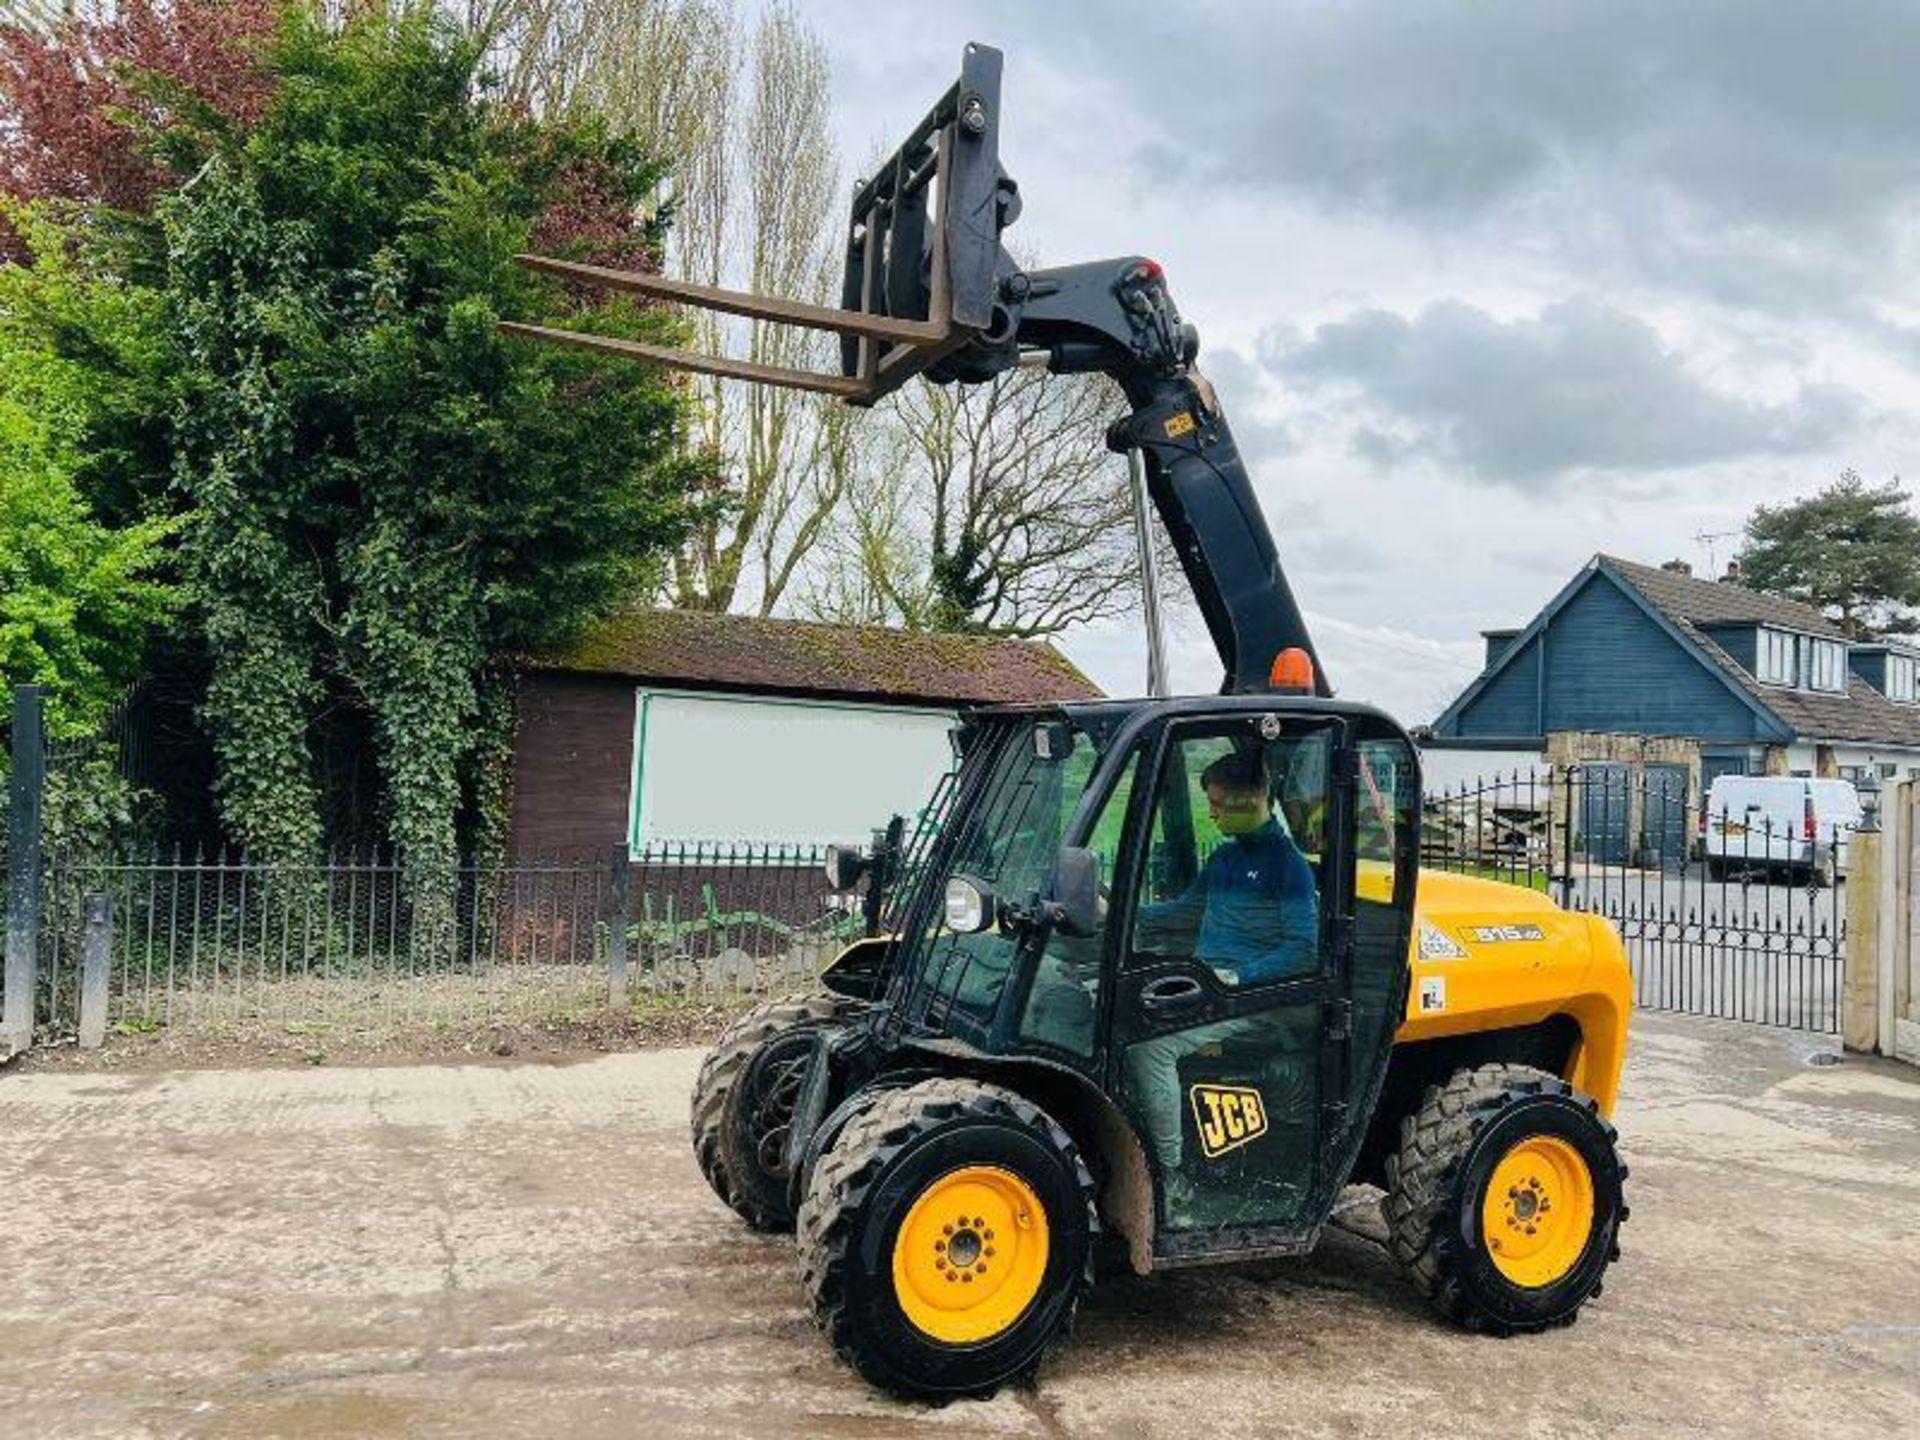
left=1110, top=714, right=1352, bottom=1246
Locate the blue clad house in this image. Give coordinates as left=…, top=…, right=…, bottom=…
left=1426, top=555, right=1920, bottom=796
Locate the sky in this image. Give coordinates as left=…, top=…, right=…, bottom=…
left=802, top=0, right=1920, bottom=722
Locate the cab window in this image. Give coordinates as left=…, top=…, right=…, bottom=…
left=1016, top=747, right=1141, bottom=1059
left=1128, top=727, right=1331, bottom=987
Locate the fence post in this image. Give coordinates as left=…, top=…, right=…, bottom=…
left=78, top=893, right=113, bottom=1051
left=1557, top=765, right=1577, bottom=909
left=1843, top=818, right=1881, bottom=1054
left=608, top=846, right=630, bottom=1013
left=4, top=685, right=46, bottom=1056
left=1884, top=780, right=1919, bottom=1065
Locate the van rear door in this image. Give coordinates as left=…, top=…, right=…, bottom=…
left=1706, top=777, right=1803, bottom=866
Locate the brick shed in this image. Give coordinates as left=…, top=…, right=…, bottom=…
left=508, top=609, right=1101, bottom=857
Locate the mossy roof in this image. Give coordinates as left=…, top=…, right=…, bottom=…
left=528, top=608, right=1103, bottom=706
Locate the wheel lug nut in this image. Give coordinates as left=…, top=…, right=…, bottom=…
left=943, top=1225, right=954, bottom=1235
left=961, top=1273, right=973, bottom=1283
left=945, top=1272, right=957, bottom=1283
left=985, top=1247, right=996, bottom=1257
left=934, top=1240, right=945, bottom=1251
left=974, top=1216, right=984, bottom=1227
left=1525, top=1225, right=1537, bottom=1235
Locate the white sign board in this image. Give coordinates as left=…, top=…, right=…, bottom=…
left=629, top=690, right=958, bottom=850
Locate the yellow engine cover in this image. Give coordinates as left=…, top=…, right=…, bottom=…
left=1395, top=869, right=1632, bottom=1115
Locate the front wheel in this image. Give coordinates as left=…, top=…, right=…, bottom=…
left=1384, top=1063, right=1627, bottom=1335
left=796, top=1078, right=1098, bottom=1399
left=689, top=991, right=865, bottom=1230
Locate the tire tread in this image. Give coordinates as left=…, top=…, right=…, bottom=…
left=1382, top=1062, right=1624, bottom=1335
left=795, top=1077, right=1098, bottom=1397
left=688, top=991, right=864, bottom=1223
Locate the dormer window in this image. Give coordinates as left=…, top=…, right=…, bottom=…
left=1754, top=628, right=1846, bottom=693
left=1802, top=637, right=1846, bottom=693
left=1888, top=653, right=1918, bottom=704
left=1756, top=628, right=1795, bottom=685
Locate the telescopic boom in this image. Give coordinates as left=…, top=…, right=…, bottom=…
left=502, top=42, right=1327, bottom=697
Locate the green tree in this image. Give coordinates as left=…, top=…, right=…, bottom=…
left=0, top=207, right=176, bottom=744
left=156, top=8, right=707, bottom=862
left=1738, top=472, right=1920, bottom=638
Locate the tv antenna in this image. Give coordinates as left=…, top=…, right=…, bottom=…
left=1693, top=529, right=1739, bottom=574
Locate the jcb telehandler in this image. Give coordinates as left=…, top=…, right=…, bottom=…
left=509, top=43, right=1632, bottom=1400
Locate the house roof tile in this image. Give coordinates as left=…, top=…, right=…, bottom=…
left=525, top=608, right=1103, bottom=707
left=1602, top=556, right=1920, bottom=748
left=1600, top=556, right=1848, bottom=637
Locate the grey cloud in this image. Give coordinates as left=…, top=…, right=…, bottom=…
left=1268, top=299, right=1864, bottom=488
left=962, top=1, right=1920, bottom=318
left=1200, top=344, right=1300, bottom=468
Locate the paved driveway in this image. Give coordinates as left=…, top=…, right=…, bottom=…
left=3, top=1013, right=1916, bottom=1438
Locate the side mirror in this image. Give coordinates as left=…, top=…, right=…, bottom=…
left=943, top=875, right=997, bottom=934
left=824, top=844, right=870, bottom=892
left=1045, top=846, right=1101, bottom=938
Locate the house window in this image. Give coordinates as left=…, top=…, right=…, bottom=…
left=1802, top=638, right=1846, bottom=694
left=1756, top=628, right=1796, bottom=686
left=1756, top=629, right=1845, bottom=692
left=1886, top=654, right=1918, bottom=704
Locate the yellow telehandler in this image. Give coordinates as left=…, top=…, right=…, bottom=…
left=510, top=41, right=1631, bottom=1401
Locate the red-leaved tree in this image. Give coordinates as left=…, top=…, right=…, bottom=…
left=0, top=0, right=280, bottom=253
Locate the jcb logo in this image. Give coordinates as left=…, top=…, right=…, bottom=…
left=1189, top=1083, right=1268, bottom=1159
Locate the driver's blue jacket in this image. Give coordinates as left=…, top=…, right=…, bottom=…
left=1138, top=819, right=1319, bottom=985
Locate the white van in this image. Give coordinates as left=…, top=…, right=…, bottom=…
left=1702, top=776, right=1862, bottom=885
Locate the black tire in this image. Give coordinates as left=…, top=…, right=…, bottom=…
left=796, top=1078, right=1098, bottom=1399
left=791, top=1074, right=924, bottom=1213
left=689, top=991, right=865, bottom=1229
left=1384, top=1063, right=1627, bottom=1335
left=1706, top=856, right=1727, bottom=883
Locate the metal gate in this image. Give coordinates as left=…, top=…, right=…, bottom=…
left=1578, top=763, right=1631, bottom=865
left=1423, top=765, right=1848, bottom=1034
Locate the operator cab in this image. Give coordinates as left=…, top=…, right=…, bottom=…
left=880, top=695, right=1419, bottom=1252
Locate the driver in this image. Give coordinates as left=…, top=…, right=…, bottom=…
left=1137, top=751, right=1318, bottom=984
left=1127, top=749, right=1319, bottom=1204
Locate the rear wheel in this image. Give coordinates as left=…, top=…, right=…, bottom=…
left=1384, top=1063, right=1626, bottom=1334
left=796, top=1078, right=1098, bottom=1399
left=689, top=991, right=865, bottom=1230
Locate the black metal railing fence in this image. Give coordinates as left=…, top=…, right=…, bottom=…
left=1421, top=767, right=1850, bottom=1033
left=31, top=841, right=860, bottom=1039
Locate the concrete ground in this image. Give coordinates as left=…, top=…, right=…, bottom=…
left=2, top=1012, right=1916, bottom=1439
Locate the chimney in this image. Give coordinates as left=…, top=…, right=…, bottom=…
left=1481, top=628, right=1521, bottom=669
left=1722, top=559, right=1743, bottom=585
left=1660, top=558, right=1692, bottom=577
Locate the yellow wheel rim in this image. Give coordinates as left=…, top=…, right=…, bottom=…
left=1481, top=1134, right=1596, bottom=1288
left=891, top=1165, right=1050, bottom=1344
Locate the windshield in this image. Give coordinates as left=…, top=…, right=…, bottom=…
left=891, top=717, right=1103, bottom=1042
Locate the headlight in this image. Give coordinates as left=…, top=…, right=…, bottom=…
left=943, top=876, right=994, bottom=934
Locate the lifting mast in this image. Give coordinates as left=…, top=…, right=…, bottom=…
left=502, top=42, right=1326, bottom=699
